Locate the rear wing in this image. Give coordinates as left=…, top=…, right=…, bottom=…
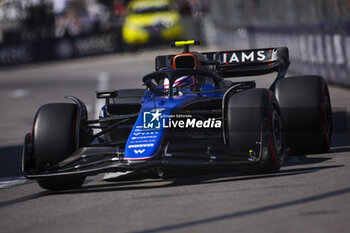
left=155, top=47, right=289, bottom=78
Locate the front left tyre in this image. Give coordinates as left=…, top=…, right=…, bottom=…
left=32, top=103, right=86, bottom=190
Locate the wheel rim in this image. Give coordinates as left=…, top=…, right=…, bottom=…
left=271, top=109, right=283, bottom=154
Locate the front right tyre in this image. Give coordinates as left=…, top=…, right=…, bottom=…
left=225, top=88, right=285, bottom=173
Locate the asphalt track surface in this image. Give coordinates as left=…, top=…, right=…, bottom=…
left=0, top=48, right=350, bottom=233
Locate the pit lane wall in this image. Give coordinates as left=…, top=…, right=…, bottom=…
left=204, top=0, right=350, bottom=87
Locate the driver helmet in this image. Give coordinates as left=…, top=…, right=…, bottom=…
left=163, top=75, right=196, bottom=94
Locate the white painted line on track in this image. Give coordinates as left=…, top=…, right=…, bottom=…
left=0, top=176, right=26, bottom=189
left=94, top=72, right=110, bottom=122
left=85, top=104, right=92, bottom=116
left=94, top=72, right=120, bottom=178
left=10, top=89, right=29, bottom=99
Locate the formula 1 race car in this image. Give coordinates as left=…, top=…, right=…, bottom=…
left=22, top=40, right=332, bottom=190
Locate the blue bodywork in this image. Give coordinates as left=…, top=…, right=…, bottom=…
left=125, top=96, right=186, bottom=160
left=122, top=88, right=222, bottom=160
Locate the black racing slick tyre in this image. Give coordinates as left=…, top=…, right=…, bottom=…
left=225, top=88, right=285, bottom=173
left=33, top=103, right=86, bottom=190
left=275, top=76, right=332, bottom=154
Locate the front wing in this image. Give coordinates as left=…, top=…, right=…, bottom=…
left=22, top=134, right=259, bottom=180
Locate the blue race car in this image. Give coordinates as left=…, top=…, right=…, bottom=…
left=23, top=41, right=332, bottom=190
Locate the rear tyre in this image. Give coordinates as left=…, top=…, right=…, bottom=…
left=33, top=103, right=86, bottom=190
left=226, top=88, right=284, bottom=173
left=275, top=76, right=332, bottom=154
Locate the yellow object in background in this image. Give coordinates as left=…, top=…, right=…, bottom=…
left=122, top=0, right=183, bottom=45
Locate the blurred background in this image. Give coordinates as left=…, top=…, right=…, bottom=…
left=1, top=2, right=350, bottom=231
left=0, top=0, right=209, bottom=63
left=1, top=0, right=350, bottom=86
